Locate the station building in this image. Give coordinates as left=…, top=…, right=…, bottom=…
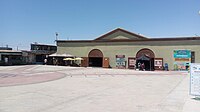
left=56, top=28, right=200, bottom=70
left=0, top=49, right=35, bottom=65
left=31, top=43, right=57, bottom=64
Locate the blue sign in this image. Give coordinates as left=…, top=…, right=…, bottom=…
left=174, top=50, right=191, bottom=58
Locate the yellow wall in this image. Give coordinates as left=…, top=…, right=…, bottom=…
left=57, top=44, right=200, bottom=70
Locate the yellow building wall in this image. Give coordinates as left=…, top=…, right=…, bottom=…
left=57, top=45, right=200, bottom=70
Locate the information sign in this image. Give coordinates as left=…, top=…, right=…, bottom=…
left=128, top=58, right=136, bottom=69
left=174, top=50, right=191, bottom=71
left=190, top=63, right=200, bottom=96
left=116, top=55, right=126, bottom=69
left=174, top=50, right=191, bottom=58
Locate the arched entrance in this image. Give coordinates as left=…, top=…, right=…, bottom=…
left=88, top=49, right=103, bottom=67
left=136, top=48, right=155, bottom=71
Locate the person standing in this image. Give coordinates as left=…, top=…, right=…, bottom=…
left=141, top=63, right=145, bottom=71
left=4, top=57, right=8, bottom=65
left=53, top=58, right=57, bottom=65
left=44, top=58, right=47, bottom=65
left=138, top=62, right=141, bottom=70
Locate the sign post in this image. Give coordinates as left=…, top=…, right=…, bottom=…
left=190, top=63, right=200, bottom=96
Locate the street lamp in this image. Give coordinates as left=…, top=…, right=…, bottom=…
left=55, top=32, right=58, bottom=41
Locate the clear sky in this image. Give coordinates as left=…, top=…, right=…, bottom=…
left=0, top=0, right=200, bottom=50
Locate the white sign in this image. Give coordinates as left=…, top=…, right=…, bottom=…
left=154, top=60, right=162, bottom=67
left=190, top=63, right=200, bottom=96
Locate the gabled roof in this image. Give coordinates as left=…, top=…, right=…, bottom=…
left=94, top=28, right=148, bottom=41
left=56, top=28, right=200, bottom=43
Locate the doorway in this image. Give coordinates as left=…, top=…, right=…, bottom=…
left=88, top=49, right=103, bottom=67
left=136, top=57, right=154, bottom=71
left=89, top=57, right=103, bottom=67
left=136, top=48, right=155, bottom=71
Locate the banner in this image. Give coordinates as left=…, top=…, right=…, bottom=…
left=174, top=50, right=191, bottom=71
left=128, top=58, right=136, bottom=69
left=174, top=50, right=191, bottom=58
left=174, top=62, right=190, bottom=71
left=154, top=58, right=163, bottom=70
left=190, top=63, right=200, bottom=96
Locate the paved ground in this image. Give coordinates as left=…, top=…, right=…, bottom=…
left=0, top=65, right=199, bottom=112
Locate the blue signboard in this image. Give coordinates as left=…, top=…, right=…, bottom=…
left=174, top=50, right=191, bottom=58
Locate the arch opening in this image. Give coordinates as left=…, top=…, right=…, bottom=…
left=88, top=49, right=103, bottom=67
left=136, top=48, right=155, bottom=71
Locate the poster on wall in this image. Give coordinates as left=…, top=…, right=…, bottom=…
left=154, top=58, right=163, bottom=70
left=116, top=55, right=126, bottom=69
left=190, top=63, right=200, bottom=96
left=174, top=62, right=190, bottom=70
left=128, top=58, right=136, bottom=69
left=174, top=50, right=191, bottom=71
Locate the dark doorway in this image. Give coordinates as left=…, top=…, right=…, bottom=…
left=36, top=55, right=45, bottom=63
left=88, top=49, right=104, bottom=67
left=136, top=48, right=155, bottom=71
left=89, top=57, right=103, bottom=67
left=136, top=55, right=154, bottom=71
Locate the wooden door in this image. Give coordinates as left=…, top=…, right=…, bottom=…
left=81, top=57, right=88, bottom=67
left=103, top=57, right=109, bottom=68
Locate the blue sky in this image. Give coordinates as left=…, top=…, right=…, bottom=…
left=0, top=0, right=200, bottom=50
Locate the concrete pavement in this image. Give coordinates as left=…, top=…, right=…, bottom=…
left=0, top=65, right=199, bottom=112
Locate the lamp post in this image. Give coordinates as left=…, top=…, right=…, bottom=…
left=55, top=32, right=58, bottom=41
